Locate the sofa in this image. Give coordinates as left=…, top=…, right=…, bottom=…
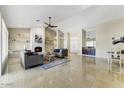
left=20, top=51, right=44, bottom=69
left=53, top=48, right=68, bottom=58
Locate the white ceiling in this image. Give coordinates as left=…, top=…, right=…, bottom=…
left=0, top=5, right=92, bottom=28
left=1, top=5, right=124, bottom=30
left=57, top=5, right=124, bottom=32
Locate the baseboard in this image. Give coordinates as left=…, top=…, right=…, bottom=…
left=77, top=53, right=83, bottom=56
left=95, top=56, right=108, bottom=59
left=69, top=52, right=108, bottom=60
left=82, top=54, right=96, bottom=57
left=82, top=54, right=108, bottom=60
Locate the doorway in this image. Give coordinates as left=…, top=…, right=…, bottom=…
left=82, top=29, right=96, bottom=56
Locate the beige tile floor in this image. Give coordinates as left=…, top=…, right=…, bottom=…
left=1, top=53, right=124, bottom=88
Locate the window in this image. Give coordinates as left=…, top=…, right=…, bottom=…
left=0, top=13, right=1, bottom=75
left=0, top=12, right=8, bottom=75
left=1, top=18, right=8, bottom=64
left=86, top=40, right=96, bottom=47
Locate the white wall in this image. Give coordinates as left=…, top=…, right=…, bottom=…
left=96, top=17, right=124, bottom=58
left=63, top=32, right=68, bottom=48
left=30, top=27, right=45, bottom=52
left=82, top=29, right=86, bottom=47
left=57, top=6, right=124, bottom=32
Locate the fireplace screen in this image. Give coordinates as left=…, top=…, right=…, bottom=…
left=35, top=47, right=42, bottom=52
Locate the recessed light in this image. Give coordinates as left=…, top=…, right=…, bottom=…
left=36, top=20, right=40, bottom=22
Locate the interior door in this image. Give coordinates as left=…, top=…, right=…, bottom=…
left=70, top=37, right=78, bottom=53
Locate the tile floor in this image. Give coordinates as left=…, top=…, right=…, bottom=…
left=0, top=54, right=124, bottom=88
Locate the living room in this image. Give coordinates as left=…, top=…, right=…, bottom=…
left=1, top=5, right=124, bottom=88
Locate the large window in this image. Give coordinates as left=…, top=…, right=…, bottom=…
left=2, top=18, right=8, bottom=64
left=0, top=13, right=1, bottom=75
left=0, top=13, right=8, bottom=75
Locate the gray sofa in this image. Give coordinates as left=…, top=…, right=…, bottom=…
left=53, top=48, right=68, bottom=58
left=20, top=51, right=44, bottom=69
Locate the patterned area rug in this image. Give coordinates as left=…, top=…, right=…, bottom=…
left=41, top=59, right=70, bottom=69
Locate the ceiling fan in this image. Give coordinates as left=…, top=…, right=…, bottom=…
left=44, top=17, right=58, bottom=28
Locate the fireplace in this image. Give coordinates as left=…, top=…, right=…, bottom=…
left=35, top=47, right=42, bottom=52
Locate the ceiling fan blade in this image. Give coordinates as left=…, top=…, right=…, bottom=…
left=50, top=25, right=58, bottom=28
left=44, top=22, right=49, bottom=25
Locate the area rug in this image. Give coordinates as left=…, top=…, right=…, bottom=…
left=41, top=59, right=70, bottom=69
